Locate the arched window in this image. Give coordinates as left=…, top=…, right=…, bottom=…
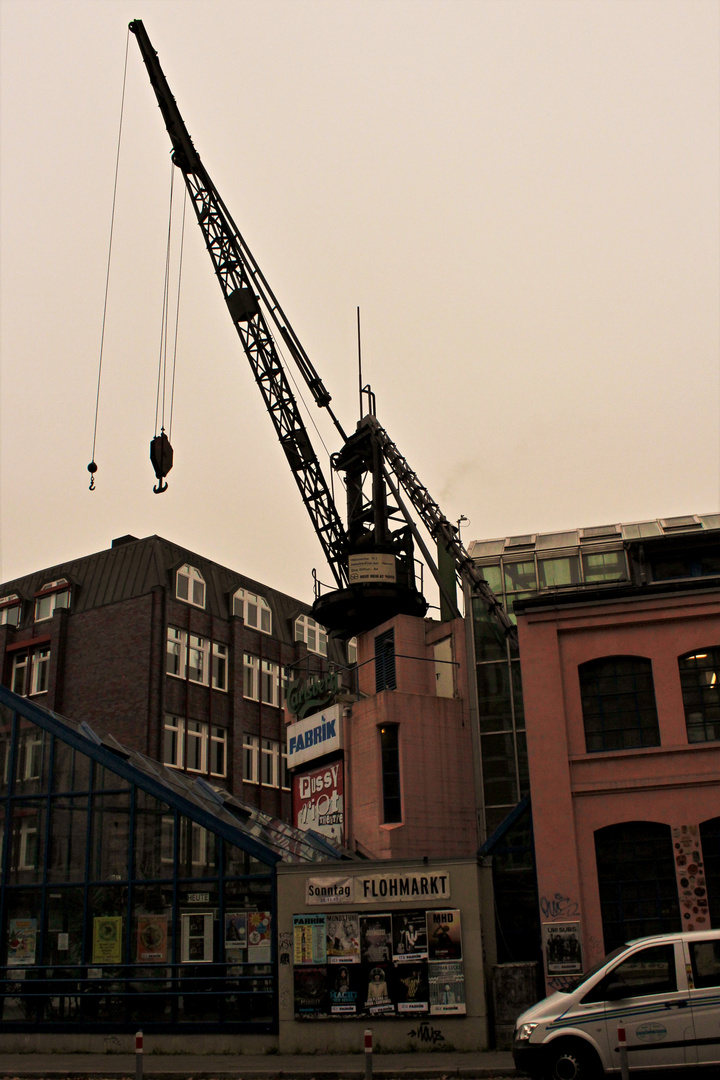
left=595, top=821, right=680, bottom=951
left=294, top=615, right=327, bottom=657
left=176, top=565, right=205, bottom=609
left=34, top=579, right=71, bottom=622
left=700, top=817, right=720, bottom=928
left=233, top=588, right=272, bottom=634
left=579, top=656, right=659, bottom=753
left=679, top=648, right=720, bottom=743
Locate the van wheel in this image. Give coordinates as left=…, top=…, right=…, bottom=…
left=546, top=1040, right=603, bottom=1080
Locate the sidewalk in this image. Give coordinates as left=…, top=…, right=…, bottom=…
left=0, top=1048, right=521, bottom=1079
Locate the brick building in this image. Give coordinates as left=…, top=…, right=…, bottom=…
left=0, top=535, right=352, bottom=821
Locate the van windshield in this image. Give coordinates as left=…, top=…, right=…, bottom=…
left=556, top=944, right=628, bottom=993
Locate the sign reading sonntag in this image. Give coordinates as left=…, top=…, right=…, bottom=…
left=287, top=704, right=343, bottom=769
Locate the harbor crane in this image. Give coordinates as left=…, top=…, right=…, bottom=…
left=129, top=19, right=515, bottom=645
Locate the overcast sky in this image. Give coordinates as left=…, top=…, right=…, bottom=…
left=1, top=0, right=718, bottom=608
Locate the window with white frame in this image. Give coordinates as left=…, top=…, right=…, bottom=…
left=281, top=745, right=290, bottom=790
left=243, top=653, right=260, bottom=700
left=176, top=564, right=206, bottom=608
left=347, top=637, right=358, bottom=665
left=243, top=734, right=259, bottom=783
left=212, top=643, right=228, bottom=691
left=0, top=595, right=21, bottom=627
left=34, top=580, right=70, bottom=622
left=11, top=649, right=50, bottom=697
left=163, top=715, right=227, bottom=778
left=280, top=665, right=291, bottom=706
left=210, top=726, right=226, bottom=777
left=166, top=627, right=184, bottom=678
left=188, top=634, right=209, bottom=684
left=18, top=730, right=44, bottom=781
left=261, top=738, right=280, bottom=787
left=260, top=660, right=280, bottom=706
left=160, top=815, right=211, bottom=867
left=166, top=628, right=228, bottom=691
left=295, top=614, right=328, bottom=656
left=186, top=719, right=206, bottom=772
left=233, top=588, right=272, bottom=634
left=161, top=816, right=174, bottom=863
left=164, top=714, right=184, bottom=768
left=18, top=821, right=39, bottom=870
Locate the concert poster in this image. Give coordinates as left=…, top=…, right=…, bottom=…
left=392, top=910, right=428, bottom=961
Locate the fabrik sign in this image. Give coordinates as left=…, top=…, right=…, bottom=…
left=287, top=704, right=342, bottom=769
left=293, top=761, right=344, bottom=844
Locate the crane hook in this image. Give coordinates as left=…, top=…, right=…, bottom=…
left=150, top=430, right=173, bottom=495
left=87, top=461, right=98, bottom=491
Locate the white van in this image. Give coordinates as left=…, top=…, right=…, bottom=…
left=513, top=930, right=720, bottom=1079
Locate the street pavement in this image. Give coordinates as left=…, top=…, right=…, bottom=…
left=0, top=1048, right=521, bottom=1079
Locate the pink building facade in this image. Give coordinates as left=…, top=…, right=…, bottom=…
left=516, top=580, right=720, bottom=992
left=287, top=612, right=478, bottom=861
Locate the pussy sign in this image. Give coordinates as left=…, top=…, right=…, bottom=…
left=293, top=761, right=344, bottom=845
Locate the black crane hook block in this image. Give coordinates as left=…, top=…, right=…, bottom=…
left=150, top=431, right=173, bottom=494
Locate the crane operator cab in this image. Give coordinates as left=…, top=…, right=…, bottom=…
left=312, top=417, right=428, bottom=638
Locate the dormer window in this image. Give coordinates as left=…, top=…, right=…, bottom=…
left=34, top=580, right=70, bottom=622
left=0, top=594, right=21, bottom=627
left=176, top=565, right=205, bottom=608
left=233, top=588, right=272, bottom=634
left=295, top=614, right=327, bottom=657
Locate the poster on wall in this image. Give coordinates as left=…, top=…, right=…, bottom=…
left=136, top=916, right=168, bottom=963
left=359, top=914, right=393, bottom=963
left=293, top=760, right=344, bottom=845
left=395, top=962, right=429, bottom=1013
left=294, top=965, right=328, bottom=1016
left=543, top=921, right=583, bottom=975
left=294, top=914, right=327, bottom=965
left=248, top=911, right=272, bottom=962
left=392, top=910, right=428, bottom=961
left=326, top=913, right=360, bottom=963
left=7, top=918, right=37, bottom=967
left=429, top=960, right=466, bottom=1014
left=224, top=912, right=248, bottom=949
left=92, top=916, right=122, bottom=964
left=181, top=912, right=213, bottom=963
left=363, top=962, right=394, bottom=1014
left=427, top=909, right=462, bottom=960
left=328, top=963, right=362, bottom=1014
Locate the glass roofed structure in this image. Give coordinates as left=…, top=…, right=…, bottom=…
left=0, top=684, right=345, bottom=1032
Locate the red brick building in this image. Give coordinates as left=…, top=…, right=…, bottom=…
left=0, top=535, right=350, bottom=821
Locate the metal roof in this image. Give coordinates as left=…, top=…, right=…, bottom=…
left=0, top=534, right=325, bottom=649
left=0, top=684, right=348, bottom=865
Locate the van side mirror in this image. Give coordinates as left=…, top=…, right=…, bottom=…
left=604, top=981, right=629, bottom=1001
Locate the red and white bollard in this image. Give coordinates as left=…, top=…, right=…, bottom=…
left=617, top=1025, right=630, bottom=1080
left=135, top=1030, right=144, bottom=1080
left=364, top=1028, right=373, bottom=1080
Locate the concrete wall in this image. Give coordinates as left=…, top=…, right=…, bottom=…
left=276, top=857, right=492, bottom=1053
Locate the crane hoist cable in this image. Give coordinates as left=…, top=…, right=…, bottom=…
left=87, top=29, right=131, bottom=491
left=150, top=165, right=186, bottom=493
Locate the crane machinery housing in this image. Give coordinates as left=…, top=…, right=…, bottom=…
left=129, top=19, right=515, bottom=647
